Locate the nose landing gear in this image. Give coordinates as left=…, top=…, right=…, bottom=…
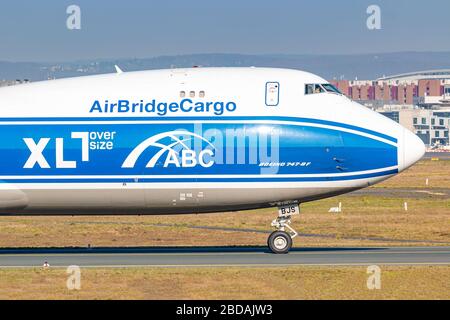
left=268, top=204, right=299, bottom=254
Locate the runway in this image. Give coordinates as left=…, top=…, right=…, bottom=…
left=0, top=246, right=449, bottom=268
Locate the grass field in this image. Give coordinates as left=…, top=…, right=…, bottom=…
left=0, top=160, right=449, bottom=248
left=373, top=159, right=450, bottom=189
left=0, top=195, right=448, bottom=248
left=0, top=266, right=449, bottom=300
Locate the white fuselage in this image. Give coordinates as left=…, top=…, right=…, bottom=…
left=0, top=67, right=425, bottom=215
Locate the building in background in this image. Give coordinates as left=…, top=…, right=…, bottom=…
left=330, top=70, right=450, bottom=148
left=0, top=79, right=30, bottom=87
left=379, top=108, right=450, bottom=147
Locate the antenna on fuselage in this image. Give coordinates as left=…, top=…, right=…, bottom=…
left=114, top=65, right=124, bottom=74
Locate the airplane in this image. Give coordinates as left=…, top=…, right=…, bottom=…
left=0, top=67, right=425, bottom=253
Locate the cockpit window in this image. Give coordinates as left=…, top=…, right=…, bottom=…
left=305, top=83, right=342, bottom=95
left=314, top=84, right=325, bottom=94
left=305, top=84, right=325, bottom=95
left=305, top=84, right=314, bottom=95
left=322, top=83, right=342, bottom=94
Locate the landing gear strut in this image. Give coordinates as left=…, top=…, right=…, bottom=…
left=268, top=204, right=299, bottom=254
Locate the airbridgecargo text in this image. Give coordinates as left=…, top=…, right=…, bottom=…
left=89, top=99, right=237, bottom=116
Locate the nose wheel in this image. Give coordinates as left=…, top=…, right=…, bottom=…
left=268, top=231, right=292, bottom=254
left=268, top=204, right=299, bottom=254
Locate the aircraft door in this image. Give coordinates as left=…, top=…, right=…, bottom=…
left=265, top=82, right=280, bottom=106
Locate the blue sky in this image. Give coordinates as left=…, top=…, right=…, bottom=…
left=0, top=0, right=449, bottom=62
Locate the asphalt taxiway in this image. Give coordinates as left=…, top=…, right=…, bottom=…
left=0, top=246, right=448, bottom=268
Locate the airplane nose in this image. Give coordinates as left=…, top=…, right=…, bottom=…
left=399, top=128, right=426, bottom=172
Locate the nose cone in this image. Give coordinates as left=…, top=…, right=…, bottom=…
left=399, top=128, right=426, bottom=172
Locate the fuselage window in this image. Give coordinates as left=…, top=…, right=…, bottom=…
left=199, top=91, right=205, bottom=98
left=189, top=91, right=195, bottom=98
left=180, top=91, right=186, bottom=98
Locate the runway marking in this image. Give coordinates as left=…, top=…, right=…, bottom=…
left=415, top=190, right=447, bottom=196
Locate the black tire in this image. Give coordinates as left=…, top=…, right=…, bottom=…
left=268, top=231, right=292, bottom=254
